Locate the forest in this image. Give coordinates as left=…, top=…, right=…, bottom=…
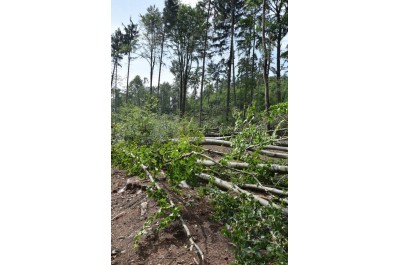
left=111, top=0, right=288, bottom=264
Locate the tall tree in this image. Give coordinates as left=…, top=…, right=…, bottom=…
left=262, top=0, right=272, bottom=130
left=139, top=5, right=163, bottom=95
left=111, top=28, right=124, bottom=88
left=122, top=17, right=139, bottom=103
left=270, top=0, right=288, bottom=103
left=212, top=0, right=244, bottom=122
left=156, top=21, right=165, bottom=104
left=198, top=0, right=212, bottom=126
left=213, top=0, right=232, bottom=122
left=169, top=4, right=203, bottom=117
left=111, top=28, right=124, bottom=111
left=157, top=0, right=180, bottom=95
left=237, top=0, right=260, bottom=105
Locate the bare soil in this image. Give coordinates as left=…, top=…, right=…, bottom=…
left=111, top=169, right=235, bottom=265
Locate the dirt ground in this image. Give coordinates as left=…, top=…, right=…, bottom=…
left=111, top=169, right=235, bottom=265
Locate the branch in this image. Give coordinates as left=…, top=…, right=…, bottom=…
left=140, top=164, right=205, bottom=263
left=165, top=151, right=263, bottom=185
left=111, top=211, right=126, bottom=221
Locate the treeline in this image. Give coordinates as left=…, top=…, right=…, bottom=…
left=111, top=0, right=288, bottom=126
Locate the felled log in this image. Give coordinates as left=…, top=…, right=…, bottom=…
left=205, top=128, right=287, bottom=137
left=204, top=132, right=239, bottom=137
left=200, top=138, right=288, bottom=159
left=239, top=183, right=287, bottom=196
left=197, top=173, right=288, bottom=216
left=197, top=159, right=288, bottom=174
left=203, top=148, right=228, bottom=156
left=272, top=140, right=288, bottom=147
left=246, top=144, right=288, bottom=152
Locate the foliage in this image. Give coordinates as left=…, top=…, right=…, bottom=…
left=112, top=104, right=178, bottom=146
left=265, top=101, right=288, bottom=133
left=209, top=189, right=288, bottom=264
left=229, top=105, right=271, bottom=160
left=161, top=139, right=203, bottom=186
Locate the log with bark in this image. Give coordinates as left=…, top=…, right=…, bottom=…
left=272, top=139, right=288, bottom=147
left=197, top=159, right=288, bottom=174
left=199, top=138, right=288, bottom=159
left=205, top=128, right=287, bottom=137
left=245, top=143, right=288, bottom=152
left=171, top=138, right=288, bottom=158
left=238, top=183, right=287, bottom=196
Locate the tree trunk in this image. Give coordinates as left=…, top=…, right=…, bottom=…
left=150, top=50, right=154, bottom=94
left=226, top=0, right=235, bottom=122
left=199, top=0, right=211, bottom=126
left=239, top=183, right=287, bottom=196
left=179, top=69, right=183, bottom=117
left=232, top=1, right=236, bottom=109
left=111, top=61, right=117, bottom=112
left=197, top=160, right=288, bottom=173
left=157, top=32, right=165, bottom=111
left=250, top=11, right=256, bottom=104
left=262, top=0, right=271, bottom=130
left=126, top=52, right=131, bottom=104
left=216, top=78, right=220, bottom=107
left=276, top=29, right=282, bottom=103
left=111, top=61, right=116, bottom=88
left=233, top=49, right=236, bottom=108
left=275, top=1, right=284, bottom=103
left=198, top=138, right=288, bottom=159
left=243, top=54, right=249, bottom=116
left=114, top=61, right=118, bottom=111
left=182, top=53, right=190, bottom=117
